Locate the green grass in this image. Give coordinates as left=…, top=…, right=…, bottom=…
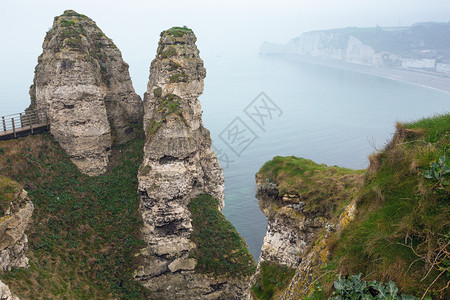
left=254, top=113, right=449, bottom=298
left=0, top=133, right=150, bottom=299
left=155, top=93, right=183, bottom=119
left=62, top=10, right=87, bottom=18
left=169, top=72, right=188, bottom=83
left=0, top=176, right=22, bottom=216
left=257, top=156, right=364, bottom=216
left=404, top=113, right=450, bottom=143
left=164, top=26, right=193, bottom=37
left=60, top=19, right=76, bottom=27
left=327, top=113, right=450, bottom=298
left=250, top=261, right=295, bottom=300
left=160, top=47, right=177, bottom=58
left=146, top=119, right=161, bottom=139
left=188, top=194, right=256, bottom=278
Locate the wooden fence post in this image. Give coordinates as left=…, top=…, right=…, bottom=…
left=2, top=116, right=5, bottom=132
left=12, top=118, right=16, bottom=137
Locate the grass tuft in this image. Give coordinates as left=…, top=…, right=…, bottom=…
left=0, top=176, right=22, bottom=216
left=257, top=156, right=364, bottom=217
left=250, top=261, right=295, bottom=300
left=163, top=27, right=193, bottom=37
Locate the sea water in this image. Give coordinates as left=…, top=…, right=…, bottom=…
left=200, top=54, right=450, bottom=259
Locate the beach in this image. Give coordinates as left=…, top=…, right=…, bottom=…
left=281, top=55, right=450, bottom=94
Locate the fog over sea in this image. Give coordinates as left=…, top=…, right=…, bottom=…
left=1, top=51, right=449, bottom=260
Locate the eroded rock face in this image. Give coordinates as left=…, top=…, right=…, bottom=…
left=0, top=189, right=34, bottom=271
left=136, top=27, right=234, bottom=299
left=255, top=181, right=328, bottom=268
left=0, top=280, right=19, bottom=300
left=29, top=10, right=143, bottom=176
left=280, top=200, right=358, bottom=299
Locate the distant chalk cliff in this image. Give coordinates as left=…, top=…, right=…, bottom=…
left=260, top=22, right=450, bottom=75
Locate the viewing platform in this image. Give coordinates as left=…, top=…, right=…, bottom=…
left=0, top=110, right=50, bottom=141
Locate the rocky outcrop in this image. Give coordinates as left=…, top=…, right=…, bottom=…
left=250, top=157, right=364, bottom=299
left=0, top=177, right=34, bottom=300
left=0, top=281, right=19, bottom=300
left=29, top=10, right=143, bottom=176
left=136, top=27, right=247, bottom=299
left=280, top=199, right=357, bottom=299
left=256, top=181, right=328, bottom=268
left=0, top=179, right=34, bottom=271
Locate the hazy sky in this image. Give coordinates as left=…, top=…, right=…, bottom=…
left=1, top=0, right=449, bottom=112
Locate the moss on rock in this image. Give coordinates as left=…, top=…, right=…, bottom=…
left=0, top=176, right=22, bottom=217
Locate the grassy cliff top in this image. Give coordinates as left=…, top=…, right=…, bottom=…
left=323, top=113, right=450, bottom=298
left=255, top=113, right=449, bottom=298
left=61, top=10, right=87, bottom=18
left=257, top=156, right=364, bottom=216
left=163, top=26, right=193, bottom=37
left=294, top=23, right=450, bottom=58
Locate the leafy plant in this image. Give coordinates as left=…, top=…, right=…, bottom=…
left=422, top=155, right=450, bottom=186
left=331, top=274, right=417, bottom=300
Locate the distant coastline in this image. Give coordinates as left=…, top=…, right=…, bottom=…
left=276, top=54, right=450, bottom=94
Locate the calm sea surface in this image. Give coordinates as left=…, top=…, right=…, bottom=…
left=1, top=53, right=449, bottom=260
left=200, top=54, right=449, bottom=259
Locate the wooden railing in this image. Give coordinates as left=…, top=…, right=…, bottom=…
left=0, top=109, right=50, bottom=140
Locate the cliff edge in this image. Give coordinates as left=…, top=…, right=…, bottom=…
left=250, top=157, right=363, bottom=299
left=251, top=113, right=450, bottom=299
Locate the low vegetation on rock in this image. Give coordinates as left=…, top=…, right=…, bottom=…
left=188, top=194, right=257, bottom=278
left=0, top=133, right=149, bottom=299
left=0, top=176, right=22, bottom=217
left=251, top=261, right=295, bottom=300
left=164, top=26, right=194, bottom=37
left=258, top=156, right=364, bottom=218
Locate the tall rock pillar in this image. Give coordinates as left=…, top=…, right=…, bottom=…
left=29, top=10, right=143, bottom=176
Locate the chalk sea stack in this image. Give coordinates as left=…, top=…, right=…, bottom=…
left=135, top=27, right=254, bottom=299
left=29, top=10, right=143, bottom=176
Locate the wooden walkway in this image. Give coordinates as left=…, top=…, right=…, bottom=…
left=0, top=110, right=50, bottom=141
